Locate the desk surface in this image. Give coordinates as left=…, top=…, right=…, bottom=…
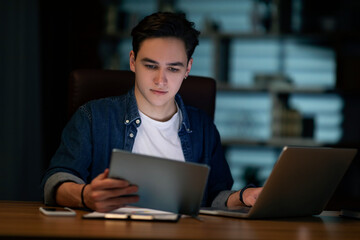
left=1, top=201, right=359, bottom=240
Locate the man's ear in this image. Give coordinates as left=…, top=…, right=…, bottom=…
left=185, top=58, right=193, bottom=78
left=129, top=50, right=136, bottom=72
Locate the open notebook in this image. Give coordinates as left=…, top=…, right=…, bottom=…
left=200, top=146, right=357, bottom=219
left=83, top=207, right=180, bottom=222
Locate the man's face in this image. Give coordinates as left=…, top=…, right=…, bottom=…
left=129, top=37, right=192, bottom=119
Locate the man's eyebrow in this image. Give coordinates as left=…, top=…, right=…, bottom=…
left=141, top=58, right=185, bottom=67
left=141, top=58, right=158, bottom=64
left=167, top=62, right=185, bottom=67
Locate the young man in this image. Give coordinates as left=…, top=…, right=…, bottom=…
left=42, top=12, right=262, bottom=213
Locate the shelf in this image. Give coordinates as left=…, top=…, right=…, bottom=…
left=216, top=82, right=335, bottom=94
left=221, top=137, right=325, bottom=148
left=201, top=32, right=337, bottom=42
left=104, top=31, right=337, bottom=42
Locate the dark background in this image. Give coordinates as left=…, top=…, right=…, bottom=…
left=1, top=0, right=360, bottom=209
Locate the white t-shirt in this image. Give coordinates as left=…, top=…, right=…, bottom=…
left=132, top=107, right=185, bottom=162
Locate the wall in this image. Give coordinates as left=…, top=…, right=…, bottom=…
left=0, top=0, right=42, bottom=200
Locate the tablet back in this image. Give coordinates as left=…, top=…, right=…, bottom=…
left=108, top=149, right=210, bottom=216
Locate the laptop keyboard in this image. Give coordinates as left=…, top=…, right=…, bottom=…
left=200, top=206, right=251, bottom=214
left=225, top=207, right=250, bottom=213
left=217, top=206, right=251, bottom=214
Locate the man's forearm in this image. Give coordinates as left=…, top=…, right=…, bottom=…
left=56, top=182, right=84, bottom=208
left=43, top=172, right=85, bottom=205
left=226, top=191, right=243, bottom=207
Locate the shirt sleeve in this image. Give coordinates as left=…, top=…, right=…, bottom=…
left=211, top=190, right=237, bottom=208
left=43, top=172, right=85, bottom=205
left=203, top=115, right=234, bottom=206
left=41, top=105, right=93, bottom=204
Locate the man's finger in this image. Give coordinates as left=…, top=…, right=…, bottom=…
left=91, top=185, right=139, bottom=201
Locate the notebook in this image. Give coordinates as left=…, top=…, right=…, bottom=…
left=200, top=146, right=357, bottom=219
left=108, top=149, right=210, bottom=217
left=83, top=206, right=180, bottom=222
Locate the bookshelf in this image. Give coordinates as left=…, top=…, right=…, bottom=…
left=99, top=0, right=349, bottom=188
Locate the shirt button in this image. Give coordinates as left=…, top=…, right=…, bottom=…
left=125, top=120, right=129, bottom=124
left=135, top=119, right=141, bottom=125
left=129, top=133, right=134, bottom=138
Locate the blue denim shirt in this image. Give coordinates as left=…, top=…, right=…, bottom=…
left=42, top=88, right=234, bottom=207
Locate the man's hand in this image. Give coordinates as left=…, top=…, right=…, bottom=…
left=83, top=169, right=139, bottom=212
left=240, top=187, right=262, bottom=207
left=56, top=169, right=139, bottom=213
left=227, top=187, right=263, bottom=208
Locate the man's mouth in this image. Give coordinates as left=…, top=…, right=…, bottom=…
left=151, top=89, right=168, bottom=95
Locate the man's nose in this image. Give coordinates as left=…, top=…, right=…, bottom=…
left=154, top=69, right=167, bottom=87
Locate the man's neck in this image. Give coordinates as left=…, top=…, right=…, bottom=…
left=135, top=91, right=177, bottom=122
left=140, top=104, right=177, bottom=122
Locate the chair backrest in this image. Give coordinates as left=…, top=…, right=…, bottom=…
left=68, top=69, right=216, bottom=119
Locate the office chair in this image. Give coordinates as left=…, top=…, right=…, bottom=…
left=68, top=69, right=216, bottom=120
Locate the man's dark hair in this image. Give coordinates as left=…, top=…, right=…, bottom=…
left=131, top=12, right=200, bottom=61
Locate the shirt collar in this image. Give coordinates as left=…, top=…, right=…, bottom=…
left=124, top=88, right=191, bottom=133
left=175, top=93, right=192, bottom=133
left=124, top=87, right=141, bottom=126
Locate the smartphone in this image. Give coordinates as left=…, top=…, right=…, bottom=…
left=39, top=207, right=76, bottom=216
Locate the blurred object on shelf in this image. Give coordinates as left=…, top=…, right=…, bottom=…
left=254, top=73, right=292, bottom=89
left=272, top=102, right=303, bottom=138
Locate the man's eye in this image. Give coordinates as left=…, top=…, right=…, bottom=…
left=169, top=67, right=179, bottom=72
left=145, top=65, right=157, bottom=69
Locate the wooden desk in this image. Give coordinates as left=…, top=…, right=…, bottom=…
left=1, top=201, right=359, bottom=240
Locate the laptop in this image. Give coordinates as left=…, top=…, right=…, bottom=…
left=200, top=146, right=357, bottom=219
left=108, top=149, right=210, bottom=217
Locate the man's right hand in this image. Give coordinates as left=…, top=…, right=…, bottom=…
left=83, top=169, right=139, bottom=212
left=55, top=169, right=139, bottom=213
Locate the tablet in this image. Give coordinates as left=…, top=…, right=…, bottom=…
left=108, top=149, right=210, bottom=217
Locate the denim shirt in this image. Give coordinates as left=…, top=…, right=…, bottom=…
left=42, top=88, right=234, bottom=207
